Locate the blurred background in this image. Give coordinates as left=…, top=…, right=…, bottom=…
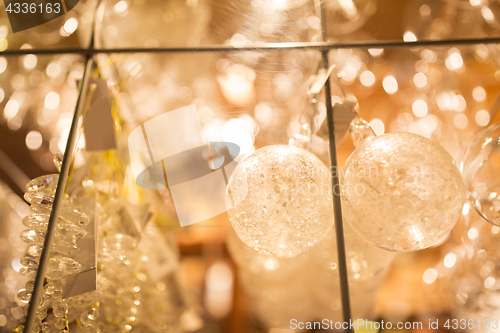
left=1, top=0, right=500, bottom=332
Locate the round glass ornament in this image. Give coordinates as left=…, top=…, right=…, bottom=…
left=461, top=122, right=500, bottom=227
left=226, top=144, right=334, bottom=257
left=342, top=131, right=465, bottom=252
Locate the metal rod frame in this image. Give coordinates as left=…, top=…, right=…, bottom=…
left=18, top=3, right=500, bottom=333
left=1, top=36, right=500, bottom=56
left=318, top=0, right=353, bottom=331
left=23, top=57, right=93, bottom=332
left=0, top=37, right=500, bottom=56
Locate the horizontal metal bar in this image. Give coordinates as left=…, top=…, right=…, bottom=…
left=2, top=36, right=500, bottom=56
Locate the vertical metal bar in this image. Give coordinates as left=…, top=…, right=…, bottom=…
left=318, top=0, right=353, bottom=331
left=24, top=56, right=94, bottom=333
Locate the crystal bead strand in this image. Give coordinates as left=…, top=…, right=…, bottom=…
left=13, top=174, right=89, bottom=333
left=65, top=187, right=142, bottom=333
left=93, top=233, right=141, bottom=333
left=61, top=187, right=104, bottom=333
left=16, top=168, right=200, bottom=332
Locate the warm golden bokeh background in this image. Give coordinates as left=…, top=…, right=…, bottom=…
left=1, top=0, right=500, bottom=332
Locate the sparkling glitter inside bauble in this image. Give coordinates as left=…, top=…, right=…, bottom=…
left=226, top=145, right=334, bottom=257
left=342, top=132, right=465, bottom=252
